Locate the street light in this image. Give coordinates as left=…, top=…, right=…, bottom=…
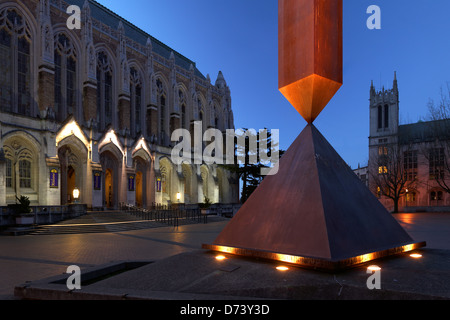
left=405, top=189, right=409, bottom=211
left=73, top=187, right=80, bottom=204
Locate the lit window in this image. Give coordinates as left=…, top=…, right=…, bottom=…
left=376, top=187, right=382, bottom=198
left=406, top=192, right=416, bottom=203
left=378, top=166, right=388, bottom=174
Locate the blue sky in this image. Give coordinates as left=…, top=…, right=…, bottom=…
left=97, top=0, right=450, bottom=169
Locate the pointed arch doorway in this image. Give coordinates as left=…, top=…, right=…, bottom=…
left=58, top=143, right=86, bottom=205
left=135, top=171, right=143, bottom=207
left=100, top=150, right=121, bottom=210
left=105, top=168, right=113, bottom=208
left=67, top=166, right=76, bottom=203
left=133, top=154, right=150, bottom=208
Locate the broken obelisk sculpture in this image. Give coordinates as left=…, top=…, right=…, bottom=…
left=203, top=0, right=425, bottom=271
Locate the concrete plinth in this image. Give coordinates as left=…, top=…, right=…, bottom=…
left=14, top=248, right=450, bottom=301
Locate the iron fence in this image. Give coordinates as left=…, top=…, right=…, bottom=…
left=120, top=203, right=207, bottom=227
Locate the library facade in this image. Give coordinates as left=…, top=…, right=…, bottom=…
left=0, top=0, right=239, bottom=209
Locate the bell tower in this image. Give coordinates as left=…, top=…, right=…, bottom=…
left=369, top=72, right=400, bottom=148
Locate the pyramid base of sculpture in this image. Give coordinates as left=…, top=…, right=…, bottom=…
left=203, top=125, right=426, bottom=271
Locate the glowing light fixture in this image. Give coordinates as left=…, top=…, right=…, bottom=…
left=73, top=187, right=80, bottom=203
left=202, top=242, right=426, bottom=271
left=176, top=192, right=181, bottom=201
left=56, top=120, right=89, bottom=148
left=133, top=137, right=151, bottom=156
left=276, top=266, right=289, bottom=272
left=367, top=265, right=381, bottom=272
left=99, top=129, right=124, bottom=155
left=410, top=253, right=423, bottom=259
left=215, top=255, right=226, bottom=261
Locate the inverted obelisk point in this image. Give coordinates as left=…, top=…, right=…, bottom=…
left=279, top=0, right=343, bottom=123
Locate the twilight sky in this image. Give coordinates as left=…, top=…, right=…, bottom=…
left=96, top=0, right=450, bottom=169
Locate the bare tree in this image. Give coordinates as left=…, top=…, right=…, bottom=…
left=425, top=84, right=450, bottom=194
left=369, top=143, right=417, bottom=213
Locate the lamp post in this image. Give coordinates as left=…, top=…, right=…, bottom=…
left=73, top=187, right=80, bottom=204
left=405, top=189, right=409, bottom=212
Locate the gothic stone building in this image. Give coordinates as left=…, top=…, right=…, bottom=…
left=0, top=0, right=239, bottom=209
left=365, top=72, right=450, bottom=212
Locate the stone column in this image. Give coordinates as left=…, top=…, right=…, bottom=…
left=83, top=81, right=97, bottom=123
left=38, top=66, right=55, bottom=115
left=146, top=105, right=158, bottom=139
left=118, top=95, right=131, bottom=132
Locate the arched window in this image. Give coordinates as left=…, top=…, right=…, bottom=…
left=160, top=95, right=166, bottom=131
left=384, top=105, right=389, bottom=128
left=54, top=33, right=77, bottom=122
left=130, top=67, right=142, bottom=137
left=0, top=8, right=32, bottom=116
left=377, top=106, right=383, bottom=129
left=197, top=99, right=202, bottom=120
left=97, top=51, right=113, bottom=130
left=181, top=104, right=186, bottom=129
left=156, top=79, right=167, bottom=144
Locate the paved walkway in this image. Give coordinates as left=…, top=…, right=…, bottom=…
left=0, top=219, right=229, bottom=300
left=1, top=212, right=449, bottom=300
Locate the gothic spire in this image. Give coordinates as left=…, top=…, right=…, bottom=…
left=393, top=71, right=398, bottom=92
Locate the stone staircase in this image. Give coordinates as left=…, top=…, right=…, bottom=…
left=30, top=211, right=228, bottom=235
left=30, top=211, right=168, bottom=235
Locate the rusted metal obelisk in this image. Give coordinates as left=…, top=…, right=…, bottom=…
left=203, top=0, right=425, bottom=271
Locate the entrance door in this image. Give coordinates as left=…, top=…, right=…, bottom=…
left=136, top=171, right=143, bottom=207
left=67, top=166, right=76, bottom=203
left=105, top=168, right=113, bottom=208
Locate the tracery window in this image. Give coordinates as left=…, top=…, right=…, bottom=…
left=130, top=67, right=142, bottom=137
left=156, top=79, right=167, bottom=143
left=3, top=141, right=34, bottom=192
left=97, top=51, right=113, bottom=130
left=54, top=33, right=77, bottom=122
left=0, top=8, right=32, bottom=116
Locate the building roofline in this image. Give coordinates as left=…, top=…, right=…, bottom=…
left=84, top=0, right=205, bottom=79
